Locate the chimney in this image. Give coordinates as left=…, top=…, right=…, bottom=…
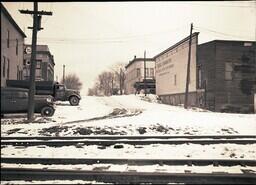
left=134, top=55, right=136, bottom=59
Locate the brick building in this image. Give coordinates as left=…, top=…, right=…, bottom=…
left=124, top=56, right=155, bottom=94
left=1, top=3, right=26, bottom=87
left=23, top=44, right=55, bottom=81
left=197, top=40, right=255, bottom=112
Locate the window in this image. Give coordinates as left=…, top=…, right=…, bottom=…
left=174, top=74, right=177, bottom=86
left=7, top=59, right=10, bottom=79
left=198, top=65, right=202, bottom=88
left=16, top=39, right=18, bottom=55
left=17, top=65, right=19, bottom=79
left=150, top=68, right=154, bottom=77
left=3, top=56, right=6, bottom=77
left=244, top=42, right=252, bottom=47
left=225, top=62, right=233, bottom=80
left=17, top=92, right=28, bottom=98
left=19, top=70, right=23, bottom=80
left=36, top=60, right=42, bottom=69
left=146, top=68, right=150, bottom=77
left=136, top=68, right=140, bottom=77
left=7, top=30, right=10, bottom=48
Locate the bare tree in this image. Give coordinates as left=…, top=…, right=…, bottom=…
left=87, top=62, right=126, bottom=96
left=61, top=73, right=82, bottom=90
left=88, top=82, right=100, bottom=96
left=109, top=63, right=126, bottom=95
left=98, top=71, right=114, bottom=96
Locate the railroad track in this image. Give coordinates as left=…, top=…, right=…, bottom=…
left=1, top=167, right=256, bottom=184
left=2, top=135, right=256, bottom=146
left=2, top=157, right=256, bottom=166
left=2, top=135, right=256, bottom=184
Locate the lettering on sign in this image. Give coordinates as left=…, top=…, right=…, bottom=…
left=156, top=57, right=174, bottom=76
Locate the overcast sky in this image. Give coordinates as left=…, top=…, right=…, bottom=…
left=3, top=1, right=256, bottom=95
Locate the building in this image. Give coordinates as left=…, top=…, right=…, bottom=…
left=23, top=44, right=55, bottom=81
left=1, top=3, right=26, bottom=87
left=155, top=32, right=256, bottom=113
left=155, top=33, right=199, bottom=106
left=124, top=56, right=155, bottom=94
left=198, top=40, right=255, bottom=112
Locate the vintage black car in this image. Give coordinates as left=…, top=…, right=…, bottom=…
left=1, top=87, right=55, bottom=117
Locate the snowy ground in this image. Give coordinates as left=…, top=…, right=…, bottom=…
left=1, top=94, right=256, bottom=136
left=1, top=94, right=256, bottom=184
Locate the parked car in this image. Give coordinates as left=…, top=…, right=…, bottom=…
left=1, top=87, right=55, bottom=117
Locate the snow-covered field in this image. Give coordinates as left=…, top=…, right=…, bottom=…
left=1, top=94, right=256, bottom=184
left=1, top=94, right=256, bottom=136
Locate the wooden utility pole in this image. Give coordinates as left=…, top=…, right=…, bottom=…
left=120, top=68, right=122, bottom=95
left=184, top=23, right=193, bottom=109
left=144, top=50, right=147, bottom=96
left=20, top=2, right=52, bottom=122
left=63, top=65, right=66, bottom=84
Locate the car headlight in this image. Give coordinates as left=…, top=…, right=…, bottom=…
left=46, top=98, right=52, bottom=103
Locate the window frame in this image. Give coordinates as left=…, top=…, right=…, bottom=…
left=16, top=39, right=19, bottom=55
left=3, top=56, right=6, bottom=77
left=7, top=30, right=10, bottom=48
left=7, top=58, right=10, bottom=79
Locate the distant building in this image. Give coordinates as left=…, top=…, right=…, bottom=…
left=154, top=32, right=256, bottom=113
left=23, top=44, right=55, bottom=81
left=124, top=56, right=155, bottom=94
left=1, top=3, right=26, bottom=87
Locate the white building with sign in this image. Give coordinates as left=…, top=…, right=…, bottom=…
left=154, top=32, right=199, bottom=106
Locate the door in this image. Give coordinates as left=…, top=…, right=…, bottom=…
left=15, top=91, right=29, bottom=112
left=55, top=85, right=65, bottom=101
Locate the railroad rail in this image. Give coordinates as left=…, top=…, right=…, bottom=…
left=2, top=138, right=256, bottom=146
left=2, top=134, right=256, bottom=140
left=1, top=167, right=255, bottom=184
left=2, top=135, right=256, bottom=147
left=2, top=157, right=256, bottom=166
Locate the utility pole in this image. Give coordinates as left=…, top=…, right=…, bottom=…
left=120, top=68, right=122, bottom=95
left=144, top=50, right=147, bottom=96
left=184, top=23, right=193, bottom=109
left=63, top=65, right=65, bottom=84
left=20, top=2, right=52, bottom=122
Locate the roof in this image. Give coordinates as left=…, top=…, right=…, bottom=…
left=125, top=58, right=155, bottom=69
left=199, top=39, right=256, bottom=47
left=1, top=3, right=26, bottom=38
left=154, top=32, right=199, bottom=59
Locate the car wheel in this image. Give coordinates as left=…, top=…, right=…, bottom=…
left=69, top=96, right=79, bottom=106
left=41, top=106, right=55, bottom=117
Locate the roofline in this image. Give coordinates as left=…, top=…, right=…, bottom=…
left=125, top=58, right=155, bottom=69
left=1, top=3, right=27, bottom=38
left=199, top=39, right=256, bottom=46
left=153, top=32, right=199, bottom=59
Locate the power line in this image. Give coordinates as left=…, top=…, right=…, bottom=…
left=25, top=24, right=188, bottom=43
left=194, top=26, right=255, bottom=40
left=176, top=2, right=255, bottom=8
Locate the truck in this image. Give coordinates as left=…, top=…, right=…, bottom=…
left=6, top=80, right=81, bottom=106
